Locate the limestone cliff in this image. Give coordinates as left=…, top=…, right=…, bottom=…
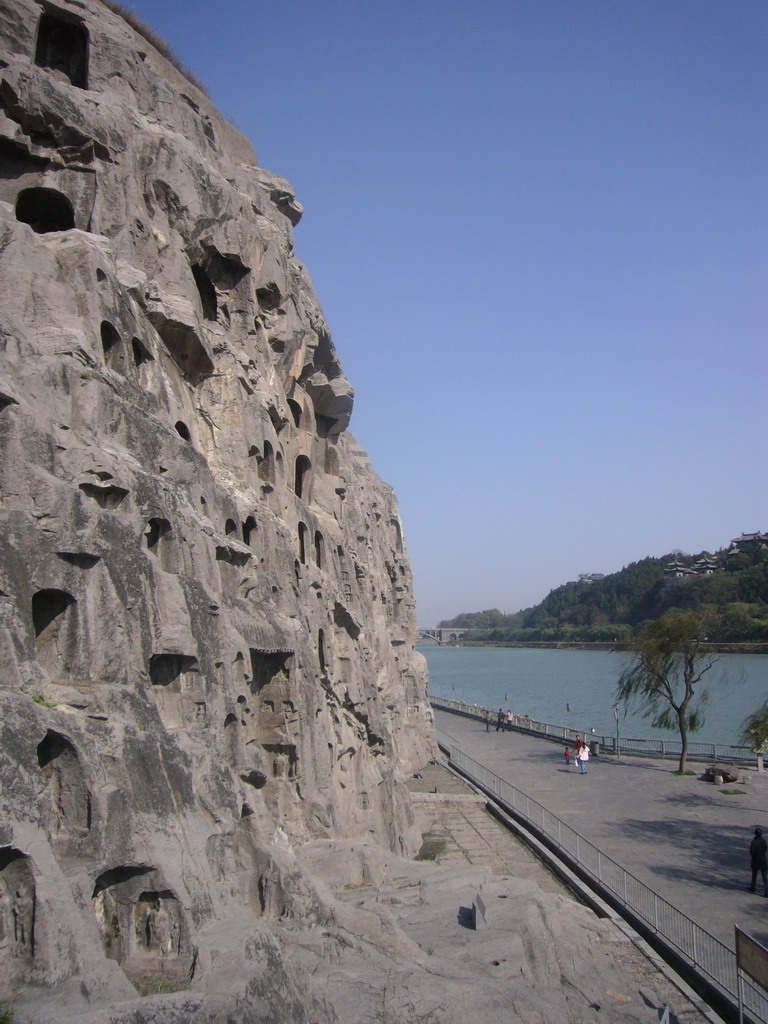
left=0, top=1, right=434, bottom=1017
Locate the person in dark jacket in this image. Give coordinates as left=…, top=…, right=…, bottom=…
left=749, top=827, right=768, bottom=895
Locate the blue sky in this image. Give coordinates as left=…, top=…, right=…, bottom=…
left=126, top=1, right=767, bottom=627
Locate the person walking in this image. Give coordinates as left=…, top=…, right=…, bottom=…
left=749, top=827, right=768, bottom=895
left=564, top=746, right=571, bottom=766
left=495, top=708, right=505, bottom=732
left=577, top=743, right=590, bottom=774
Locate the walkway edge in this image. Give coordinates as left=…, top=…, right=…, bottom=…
left=484, top=792, right=725, bottom=1024
left=437, top=752, right=730, bottom=1024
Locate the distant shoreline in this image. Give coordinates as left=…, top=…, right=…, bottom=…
left=436, top=640, right=768, bottom=654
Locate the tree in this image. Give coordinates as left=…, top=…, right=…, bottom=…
left=614, top=611, right=716, bottom=773
left=740, top=702, right=768, bottom=771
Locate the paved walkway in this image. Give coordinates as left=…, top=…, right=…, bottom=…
left=434, top=708, right=768, bottom=952
left=408, top=761, right=569, bottom=893
left=406, top=758, right=714, bottom=1023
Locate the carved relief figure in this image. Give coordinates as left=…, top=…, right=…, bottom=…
left=0, top=850, right=36, bottom=986
left=12, top=888, right=34, bottom=956
left=0, top=885, right=10, bottom=953
left=38, top=731, right=92, bottom=842
left=133, top=892, right=182, bottom=958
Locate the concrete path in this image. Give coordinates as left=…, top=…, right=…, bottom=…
left=406, top=758, right=715, bottom=1023
left=408, top=761, right=570, bottom=893
left=434, top=708, right=768, bottom=952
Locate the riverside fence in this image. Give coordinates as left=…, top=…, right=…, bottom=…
left=430, top=694, right=756, bottom=766
left=435, top=721, right=768, bottom=1024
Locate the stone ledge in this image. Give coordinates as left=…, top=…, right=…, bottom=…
left=409, top=792, right=485, bottom=804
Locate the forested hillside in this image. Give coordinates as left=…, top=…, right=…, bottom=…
left=439, top=538, right=768, bottom=642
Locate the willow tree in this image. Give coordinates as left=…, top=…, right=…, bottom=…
left=615, top=611, right=716, bottom=773
left=741, top=702, right=768, bottom=772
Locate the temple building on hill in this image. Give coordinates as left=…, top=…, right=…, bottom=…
left=729, top=532, right=768, bottom=553
left=663, top=555, right=719, bottom=586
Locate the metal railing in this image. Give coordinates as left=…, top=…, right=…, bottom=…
left=436, top=725, right=768, bottom=1023
left=430, top=695, right=755, bottom=765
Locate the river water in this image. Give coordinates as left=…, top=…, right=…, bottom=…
left=420, top=644, right=768, bottom=747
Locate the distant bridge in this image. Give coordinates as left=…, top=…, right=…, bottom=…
left=418, top=628, right=466, bottom=645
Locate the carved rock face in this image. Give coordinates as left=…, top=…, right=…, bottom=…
left=0, top=1, right=433, bottom=1015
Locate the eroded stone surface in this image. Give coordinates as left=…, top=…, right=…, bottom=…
left=0, top=1, right=432, bottom=1016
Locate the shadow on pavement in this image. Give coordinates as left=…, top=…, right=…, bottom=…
left=615, top=815, right=747, bottom=889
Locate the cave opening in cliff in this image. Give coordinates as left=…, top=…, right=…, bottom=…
left=294, top=455, right=311, bottom=500
left=131, top=337, right=152, bottom=368
left=152, top=320, right=214, bottom=384
left=333, top=602, right=360, bottom=640
left=256, top=283, right=281, bottom=312
left=32, top=588, right=76, bottom=676
left=258, top=441, right=275, bottom=484
left=144, top=517, right=178, bottom=572
left=100, top=321, right=126, bottom=374
left=242, top=516, right=257, bottom=547
left=318, top=629, right=328, bottom=674
left=248, top=649, right=291, bottom=695
left=0, top=139, right=48, bottom=182
left=288, top=399, right=302, bottom=428
left=315, top=414, right=338, bottom=439
left=314, top=530, right=325, bottom=569
left=192, top=263, right=217, bottom=321
left=298, top=522, right=308, bottom=564
left=149, top=653, right=199, bottom=688
left=34, top=11, right=89, bottom=89
left=267, top=405, right=285, bottom=434
left=263, top=742, right=297, bottom=779
left=144, top=517, right=170, bottom=550
left=37, top=730, right=92, bottom=837
left=15, top=187, right=75, bottom=233
left=79, top=481, right=128, bottom=509
left=32, top=589, right=74, bottom=636
left=175, top=420, right=191, bottom=441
